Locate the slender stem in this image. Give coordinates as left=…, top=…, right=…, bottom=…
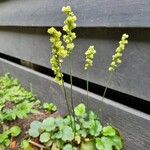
left=57, top=56, right=71, bottom=117
left=61, top=82, right=71, bottom=116
left=86, top=70, right=89, bottom=106
left=103, top=72, right=113, bottom=100
left=100, top=72, right=113, bottom=112
left=57, top=56, right=73, bottom=129
left=61, top=81, right=74, bottom=130
left=69, top=55, right=76, bottom=132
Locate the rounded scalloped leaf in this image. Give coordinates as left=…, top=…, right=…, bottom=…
left=43, top=103, right=57, bottom=112
left=40, top=132, right=50, bottom=143
left=96, top=138, right=105, bottom=150
left=63, top=144, right=75, bottom=150
left=10, top=126, right=21, bottom=137
left=21, top=140, right=30, bottom=149
left=52, top=131, right=63, bottom=139
left=30, top=120, right=42, bottom=130
left=102, top=126, right=116, bottom=136
left=111, top=135, right=123, bottom=150
left=0, top=133, right=8, bottom=143
left=62, top=126, right=74, bottom=141
left=89, top=111, right=98, bottom=120
left=89, top=120, right=102, bottom=136
left=74, top=103, right=86, bottom=117
left=4, top=139, right=11, bottom=147
left=55, top=117, right=64, bottom=128
left=28, top=128, right=40, bottom=138
left=79, top=129, right=87, bottom=138
left=42, top=117, right=56, bottom=131
left=100, top=136, right=113, bottom=150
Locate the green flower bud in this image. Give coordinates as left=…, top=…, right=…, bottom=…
left=66, top=43, right=74, bottom=50
left=48, top=26, right=68, bottom=85
left=108, top=67, right=115, bottom=72
left=109, top=33, right=129, bottom=72
left=47, top=27, right=55, bottom=34
left=117, top=59, right=122, bottom=64
left=48, top=6, right=77, bottom=84
left=84, top=46, right=96, bottom=70
left=62, top=6, right=77, bottom=55
left=62, top=6, right=71, bottom=14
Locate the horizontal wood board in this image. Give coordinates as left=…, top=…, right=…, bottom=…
left=0, top=58, right=150, bottom=149
left=0, top=0, right=150, bottom=27
left=0, top=27, right=150, bottom=102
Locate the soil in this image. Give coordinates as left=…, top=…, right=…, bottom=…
left=5, top=111, right=60, bottom=150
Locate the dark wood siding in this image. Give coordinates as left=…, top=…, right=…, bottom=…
left=0, top=27, right=150, bottom=101
left=0, top=1, right=150, bottom=149
left=0, top=58, right=150, bottom=150
left=0, top=0, right=150, bottom=27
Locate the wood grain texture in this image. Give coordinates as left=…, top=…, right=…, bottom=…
left=0, top=27, right=150, bottom=102
left=0, top=58, right=150, bottom=150
left=0, top=0, right=150, bottom=27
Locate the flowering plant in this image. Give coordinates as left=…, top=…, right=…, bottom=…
left=46, top=6, right=129, bottom=150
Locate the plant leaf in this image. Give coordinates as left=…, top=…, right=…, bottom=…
left=62, top=126, right=74, bottom=141
left=89, top=111, right=98, bottom=120
left=28, top=128, right=40, bottom=138
left=30, top=120, right=42, bottom=130
left=111, top=135, right=123, bottom=150
left=63, top=144, right=75, bottom=150
left=10, top=126, right=21, bottom=137
left=42, top=117, right=56, bottom=131
left=96, top=138, right=105, bottom=150
left=55, top=117, right=64, bottom=129
left=74, top=103, right=85, bottom=117
left=102, top=126, right=116, bottom=136
left=79, top=129, right=87, bottom=138
left=40, top=132, right=50, bottom=143
left=21, top=140, right=30, bottom=148
left=89, top=120, right=102, bottom=136
left=101, top=136, right=113, bottom=150
left=0, top=133, right=8, bottom=143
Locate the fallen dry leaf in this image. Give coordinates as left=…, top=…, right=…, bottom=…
left=9, top=141, right=16, bottom=149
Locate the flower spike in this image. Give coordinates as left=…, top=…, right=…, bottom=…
left=62, top=6, right=77, bottom=55
left=84, top=46, right=96, bottom=70
left=109, top=34, right=129, bottom=72
left=47, top=27, right=67, bottom=85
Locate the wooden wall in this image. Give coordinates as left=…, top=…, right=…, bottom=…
left=0, top=0, right=150, bottom=27
left=0, top=0, right=150, bottom=149
left=0, top=58, right=150, bottom=150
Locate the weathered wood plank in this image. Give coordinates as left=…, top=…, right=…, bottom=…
left=0, top=27, right=150, bottom=102
left=0, top=58, right=150, bottom=149
left=0, top=0, right=150, bottom=27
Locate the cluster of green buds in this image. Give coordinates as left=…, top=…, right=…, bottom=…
left=47, top=27, right=67, bottom=85
left=109, top=34, right=129, bottom=72
left=84, top=46, right=96, bottom=70
left=48, top=6, right=77, bottom=85
left=62, top=6, right=77, bottom=55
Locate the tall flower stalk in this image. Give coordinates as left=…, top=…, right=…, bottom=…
left=48, top=6, right=77, bottom=131
left=62, top=6, right=77, bottom=131
left=101, top=33, right=129, bottom=108
left=47, top=27, right=72, bottom=117
left=84, top=46, right=96, bottom=105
